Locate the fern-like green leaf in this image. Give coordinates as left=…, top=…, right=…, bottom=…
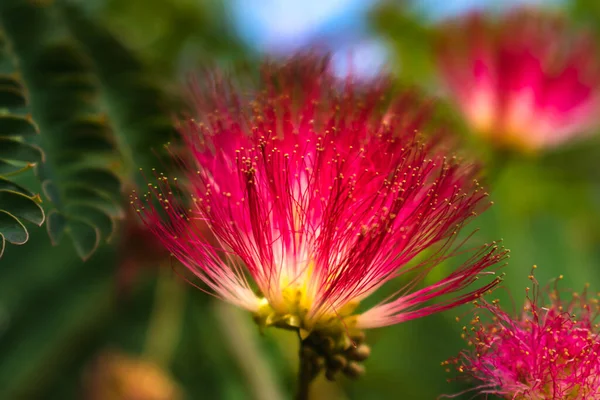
left=63, top=4, right=179, bottom=178
left=34, top=42, right=122, bottom=260
left=0, top=30, right=45, bottom=259
left=0, top=0, right=123, bottom=260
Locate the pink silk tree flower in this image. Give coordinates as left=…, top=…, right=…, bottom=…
left=132, top=56, right=505, bottom=382
left=445, top=268, right=600, bottom=399
left=437, top=9, right=600, bottom=153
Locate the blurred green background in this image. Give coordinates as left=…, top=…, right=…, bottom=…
left=1, top=0, right=600, bottom=399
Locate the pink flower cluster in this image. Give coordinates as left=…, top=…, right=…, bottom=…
left=437, top=9, right=600, bottom=152
left=133, top=56, right=505, bottom=335
left=447, top=271, right=600, bottom=399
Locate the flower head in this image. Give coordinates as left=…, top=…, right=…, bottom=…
left=446, top=268, right=600, bottom=399
left=133, top=55, right=505, bottom=369
left=437, top=8, right=600, bottom=152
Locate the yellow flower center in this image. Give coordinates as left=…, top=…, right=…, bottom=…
left=253, top=283, right=360, bottom=341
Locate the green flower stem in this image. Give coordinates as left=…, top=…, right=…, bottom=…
left=296, top=341, right=318, bottom=400
left=144, top=267, right=187, bottom=367
left=213, top=302, right=284, bottom=400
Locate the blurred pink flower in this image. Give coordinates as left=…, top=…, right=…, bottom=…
left=133, top=56, right=505, bottom=338
left=446, top=269, right=600, bottom=399
left=437, top=9, right=600, bottom=152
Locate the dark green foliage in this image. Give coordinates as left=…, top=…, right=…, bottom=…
left=0, top=1, right=123, bottom=260
left=30, top=40, right=122, bottom=260
left=369, top=3, right=437, bottom=85
left=0, top=30, right=45, bottom=258
left=63, top=4, right=179, bottom=178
